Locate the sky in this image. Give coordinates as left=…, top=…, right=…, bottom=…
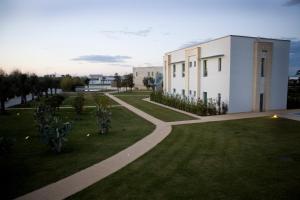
left=0, top=0, right=299, bottom=76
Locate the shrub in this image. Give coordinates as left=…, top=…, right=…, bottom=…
left=0, top=137, right=15, bottom=156
left=44, top=94, right=65, bottom=110
left=72, top=93, right=85, bottom=118
left=34, top=103, right=72, bottom=153
left=94, top=94, right=112, bottom=134
left=150, top=91, right=228, bottom=116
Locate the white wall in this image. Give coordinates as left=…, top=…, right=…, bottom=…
left=200, top=37, right=231, bottom=106
left=229, top=36, right=254, bottom=113
left=269, top=40, right=290, bottom=110
left=171, top=62, right=185, bottom=95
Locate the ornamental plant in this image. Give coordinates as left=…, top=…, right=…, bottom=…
left=94, top=94, right=112, bottom=134
left=150, top=91, right=228, bottom=116
left=72, top=93, right=85, bottom=119
left=34, top=103, right=72, bottom=153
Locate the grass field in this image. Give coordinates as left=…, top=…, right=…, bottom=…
left=0, top=107, right=154, bottom=199
left=11, top=92, right=118, bottom=108
left=115, top=95, right=195, bottom=122
left=70, top=117, right=300, bottom=200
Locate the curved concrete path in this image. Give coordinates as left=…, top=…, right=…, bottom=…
left=16, top=93, right=172, bottom=200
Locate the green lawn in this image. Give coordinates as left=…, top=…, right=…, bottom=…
left=70, top=117, right=300, bottom=200
left=0, top=107, right=154, bottom=199
left=115, top=90, right=152, bottom=96
left=115, top=95, right=195, bottom=122
left=11, top=92, right=118, bottom=108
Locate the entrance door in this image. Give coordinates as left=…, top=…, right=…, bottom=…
left=259, top=93, right=264, bottom=112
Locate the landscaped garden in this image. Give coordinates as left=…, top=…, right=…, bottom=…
left=0, top=96, right=154, bottom=199
left=114, top=93, right=196, bottom=121
left=69, top=117, right=300, bottom=200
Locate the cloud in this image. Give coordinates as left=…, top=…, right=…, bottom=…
left=283, top=0, right=300, bottom=6
left=179, top=38, right=212, bottom=49
left=101, top=27, right=152, bottom=38
left=72, top=55, right=131, bottom=63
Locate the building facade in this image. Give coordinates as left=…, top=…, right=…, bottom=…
left=163, top=35, right=290, bottom=113
left=133, top=66, right=163, bottom=89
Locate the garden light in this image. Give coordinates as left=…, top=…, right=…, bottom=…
left=86, top=134, right=90, bottom=137
left=25, top=136, right=29, bottom=140
left=271, top=114, right=278, bottom=119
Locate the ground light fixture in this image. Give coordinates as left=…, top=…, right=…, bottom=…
left=271, top=114, right=279, bottom=119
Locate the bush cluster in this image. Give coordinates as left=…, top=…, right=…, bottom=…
left=150, top=91, right=228, bottom=116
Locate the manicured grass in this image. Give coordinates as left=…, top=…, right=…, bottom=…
left=11, top=92, right=118, bottom=108
left=115, top=90, right=152, bottom=96
left=70, top=117, right=300, bottom=200
left=0, top=107, right=154, bottom=199
left=115, top=95, right=195, bottom=122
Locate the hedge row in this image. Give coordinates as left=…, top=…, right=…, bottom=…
left=150, top=91, right=228, bottom=116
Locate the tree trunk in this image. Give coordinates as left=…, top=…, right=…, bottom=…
left=0, top=98, right=5, bottom=114
left=50, top=88, right=53, bottom=95
left=32, top=93, right=35, bottom=101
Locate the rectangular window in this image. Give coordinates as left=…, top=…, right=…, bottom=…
left=189, top=90, right=192, bottom=95
left=203, top=60, right=208, bottom=77
left=203, top=92, right=207, bottom=105
left=173, top=64, right=176, bottom=77
left=217, top=93, right=221, bottom=106
left=189, top=61, right=192, bottom=68
left=152, top=72, right=154, bottom=76
left=194, top=61, right=196, bottom=67
left=194, top=91, right=196, bottom=97
left=148, top=72, right=150, bottom=77
left=261, top=58, right=265, bottom=77
left=182, top=63, right=185, bottom=77
left=182, top=89, right=185, bottom=96
left=136, top=72, right=138, bottom=76
left=218, top=58, right=222, bottom=71
left=173, top=88, right=176, bottom=93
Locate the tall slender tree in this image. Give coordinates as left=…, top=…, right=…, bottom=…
left=0, top=69, right=14, bottom=114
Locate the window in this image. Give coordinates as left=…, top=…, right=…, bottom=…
left=182, top=63, right=185, bottom=77
left=152, top=72, right=154, bottom=76
left=217, top=93, right=221, bottom=106
left=203, top=92, right=207, bottom=105
left=182, top=89, right=185, bottom=96
left=136, top=72, right=138, bottom=76
left=203, top=60, right=208, bottom=77
left=173, top=88, right=176, bottom=93
left=218, top=58, right=222, bottom=71
left=189, top=90, right=192, bottom=95
left=148, top=72, right=150, bottom=77
left=261, top=57, right=265, bottom=77
left=189, top=61, right=192, bottom=68
left=194, top=61, right=196, bottom=67
left=173, top=64, right=176, bottom=77
left=194, top=91, right=196, bottom=97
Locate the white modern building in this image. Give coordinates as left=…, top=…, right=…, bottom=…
left=83, top=74, right=115, bottom=91
left=163, top=35, right=290, bottom=113
left=133, top=66, right=163, bottom=89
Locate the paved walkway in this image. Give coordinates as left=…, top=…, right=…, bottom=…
left=15, top=93, right=172, bottom=200
left=15, top=92, right=300, bottom=200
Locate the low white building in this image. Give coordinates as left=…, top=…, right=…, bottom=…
left=133, top=66, right=163, bottom=89
left=86, top=74, right=115, bottom=91
left=163, top=35, right=290, bottom=113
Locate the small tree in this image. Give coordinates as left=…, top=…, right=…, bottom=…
left=34, top=103, right=72, bottom=153
left=0, top=69, right=14, bottom=114
left=114, top=73, right=122, bottom=92
left=72, top=93, right=85, bottom=119
left=143, top=77, right=154, bottom=90
left=94, top=94, right=112, bottom=134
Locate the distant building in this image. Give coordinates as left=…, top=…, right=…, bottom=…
left=164, top=35, right=290, bottom=113
left=85, top=74, right=115, bottom=91
left=133, top=66, right=163, bottom=89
